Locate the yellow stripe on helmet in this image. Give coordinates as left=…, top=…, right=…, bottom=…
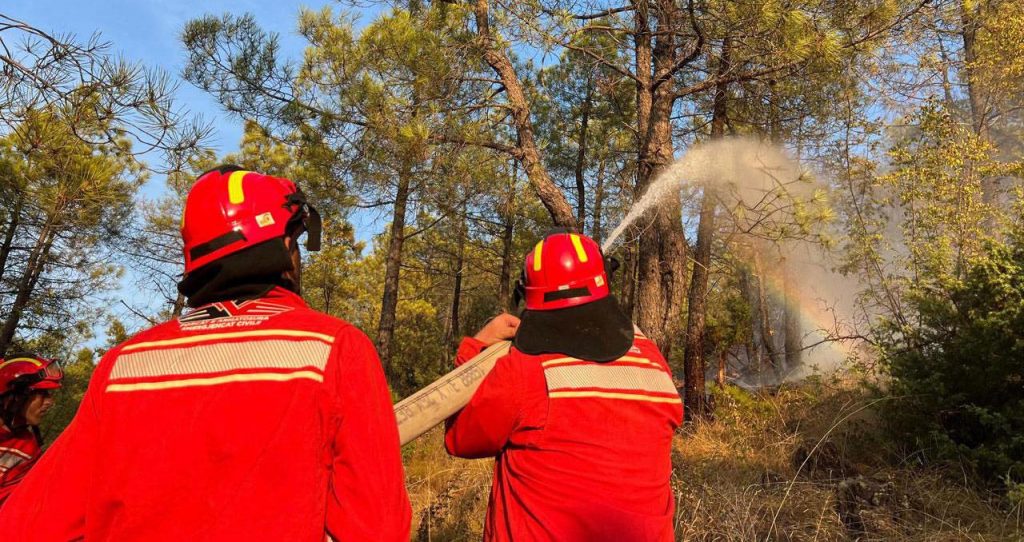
left=227, top=170, right=251, bottom=205
left=0, top=357, right=44, bottom=370
left=569, top=234, right=589, bottom=263
left=532, top=241, right=544, bottom=272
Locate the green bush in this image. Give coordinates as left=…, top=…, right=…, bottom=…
left=884, top=228, right=1024, bottom=491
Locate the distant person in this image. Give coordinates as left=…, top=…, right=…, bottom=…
left=0, top=166, right=411, bottom=541
left=446, top=231, right=683, bottom=541
left=0, top=353, right=62, bottom=509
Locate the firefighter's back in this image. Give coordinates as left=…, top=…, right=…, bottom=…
left=492, top=331, right=683, bottom=542
left=84, top=290, right=353, bottom=540
left=0, top=167, right=410, bottom=541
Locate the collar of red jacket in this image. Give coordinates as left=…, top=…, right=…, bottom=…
left=260, top=286, right=310, bottom=309
left=0, top=424, right=38, bottom=450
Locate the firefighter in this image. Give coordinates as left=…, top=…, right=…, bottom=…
left=446, top=231, right=683, bottom=541
left=0, top=166, right=411, bottom=541
left=0, top=353, right=63, bottom=508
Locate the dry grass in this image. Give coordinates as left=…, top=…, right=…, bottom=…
left=404, top=379, right=1022, bottom=541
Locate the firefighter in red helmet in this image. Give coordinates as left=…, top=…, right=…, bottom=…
left=446, top=231, right=683, bottom=541
left=0, top=353, right=62, bottom=508
left=0, top=166, right=411, bottom=541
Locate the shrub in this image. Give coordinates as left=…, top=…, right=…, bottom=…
left=883, top=227, right=1024, bottom=490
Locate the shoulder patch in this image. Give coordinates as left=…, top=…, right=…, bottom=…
left=179, top=299, right=294, bottom=331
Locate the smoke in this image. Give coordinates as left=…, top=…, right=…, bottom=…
left=603, top=138, right=866, bottom=384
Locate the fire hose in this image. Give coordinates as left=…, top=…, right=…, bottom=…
left=393, top=341, right=511, bottom=445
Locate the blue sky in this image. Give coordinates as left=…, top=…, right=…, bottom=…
left=9, top=0, right=340, bottom=167
left=7, top=0, right=388, bottom=338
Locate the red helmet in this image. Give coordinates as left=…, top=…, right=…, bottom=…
left=0, top=354, right=63, bottom=394
left=522, top=232, right=609, bottom=310
left=514, top=232, right=631, bottom=362
left=181, top=166, right=321, bottom=275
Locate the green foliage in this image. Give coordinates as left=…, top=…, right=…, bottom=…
left=708, top=383, right=775, bottom=420
left=39, top=348, right=96, bottom=443
left=879, top=102, right=1019, bottom=281
left=882, top=225, right=1024, bottom=491
left=704, top=271, right=754, bottom=356
left=0, top=102, right=143, bottom=354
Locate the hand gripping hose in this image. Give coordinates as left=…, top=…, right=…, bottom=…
left=394, top=341, right=511, bottom=446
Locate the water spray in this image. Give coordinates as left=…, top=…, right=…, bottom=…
left=393, top=138, right=857, bottom=444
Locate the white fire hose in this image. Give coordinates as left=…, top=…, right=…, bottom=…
left=394, top=341, right=511, bottom=446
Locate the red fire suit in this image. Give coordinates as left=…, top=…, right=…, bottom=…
left=0, top=287, right=411, bottom=541
left=0, top=426, right=39, bottom=508
left=445, top=330, right=683, bottom=541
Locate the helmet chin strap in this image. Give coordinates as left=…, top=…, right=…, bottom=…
left=604, top=255, right=620, bottom=278
left=304, top=206, right=322, bottom=251
left=281, top=263, right=301, bottom=296
left=286, top=189, right=322, bottom=253
left=513, top=270, right=527, bottom=308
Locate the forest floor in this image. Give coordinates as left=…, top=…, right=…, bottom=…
left=402, top=377, right=1022, bottom=541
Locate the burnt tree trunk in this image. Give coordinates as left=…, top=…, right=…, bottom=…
left=376, top=165, right=412, bottom=379
left=682, top=191, right=715, bottom=417
left=681, top=36, right=731, bottom=419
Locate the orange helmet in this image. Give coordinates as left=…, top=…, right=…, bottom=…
left=181, top=166, right=321, bottom=275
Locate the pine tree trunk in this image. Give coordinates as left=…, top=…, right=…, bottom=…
left=498, top=163, right=517, bottom=312
left=591, top=160, right=606, bottom=244
left=172, top=293, right=187, bottom=318
left=754, top=252, right=783, bottom=377
left=376, top=166, right=412, bottom=379
left=474, top=0, right=576, bottom=228
left=0, top=222, right=55, bottom=354
left=717, top=350, right=726, bottom=389
left=0, top=193, right=24, bottom=284
left=782, top=261, right=802, bottom=370
left=633, top=0, right=688, bottom=357
left=741, top=266, right=764, bottom=375
left=682, top=191, right=715, bottom=417
left=634, top=82, right=687, bottom=355
left=448, top=206, right=467, bottom=353
left=681, top=36, right=731, bottom=419
left=575, top=80, right=593, bottom=227
left=620, top=240, right=638, bottom=316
